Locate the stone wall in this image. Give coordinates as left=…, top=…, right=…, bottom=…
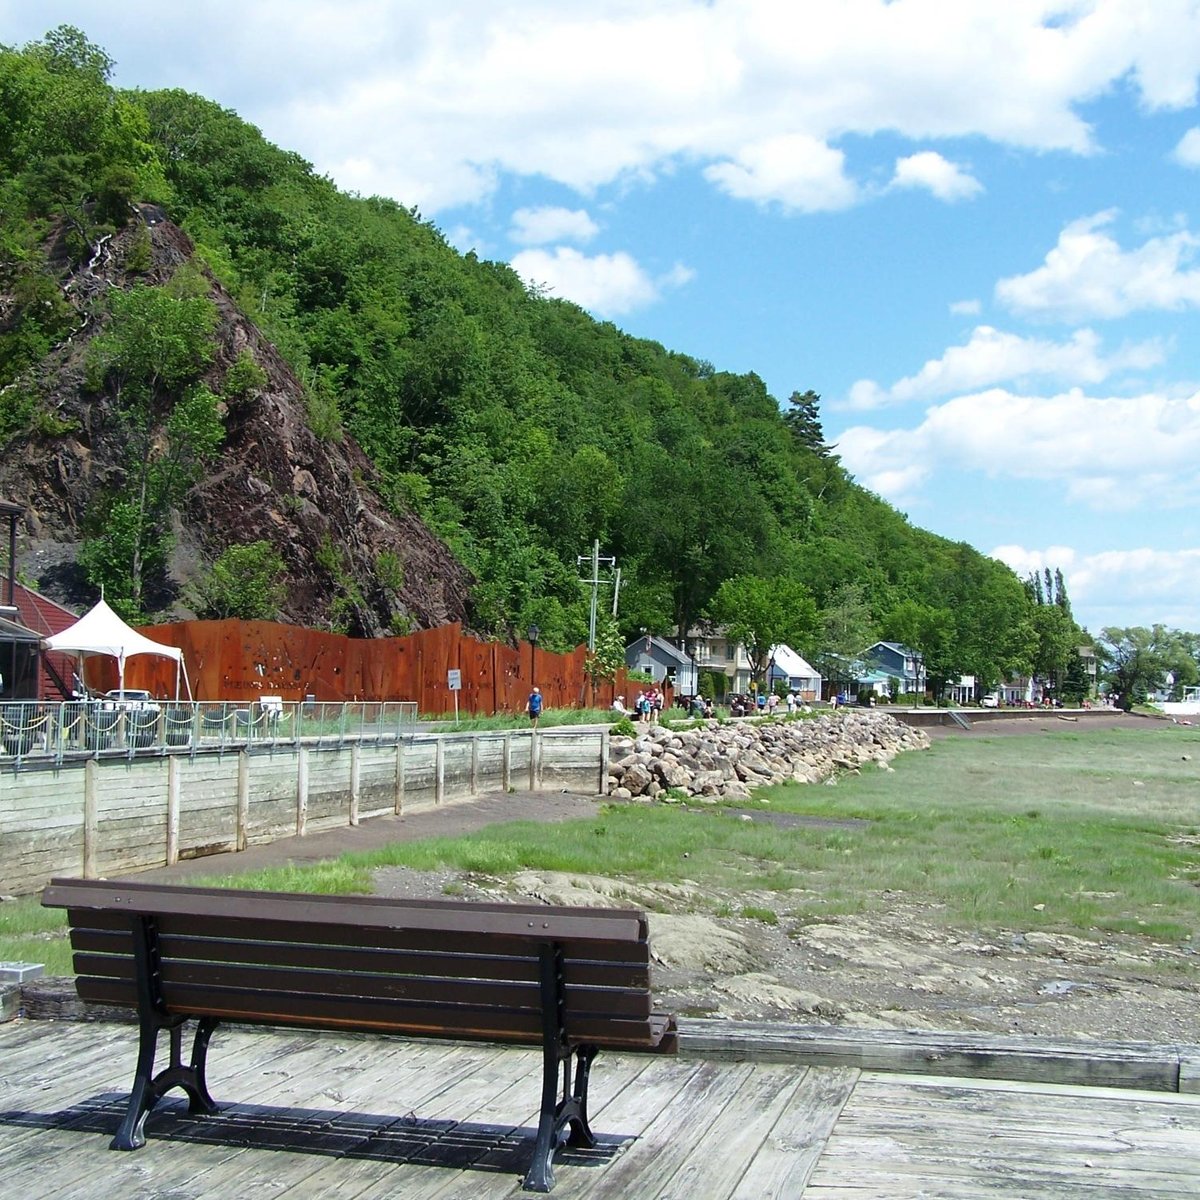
left=607, top=711, right=930, bottom=800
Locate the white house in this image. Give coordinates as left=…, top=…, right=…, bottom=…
left=767, top=645, right=822, bottom=701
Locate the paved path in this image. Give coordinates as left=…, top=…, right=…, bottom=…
left=127, top=789, right=604, bottom=885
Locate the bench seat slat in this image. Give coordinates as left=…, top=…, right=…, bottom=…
left=73, top=975, right=675, bottom=1050
left=65, top=911, right=651, bottom=967
left=71, top=953, right=655, bottom=1019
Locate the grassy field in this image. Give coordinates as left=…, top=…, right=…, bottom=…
left=6, top=723, right=1200, bottom=977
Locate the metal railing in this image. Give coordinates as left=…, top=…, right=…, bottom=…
left=0, top=699, right=419, bottom=766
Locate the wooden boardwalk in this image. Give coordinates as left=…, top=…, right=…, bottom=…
left=2, top=1020, right=1199, bottom=1198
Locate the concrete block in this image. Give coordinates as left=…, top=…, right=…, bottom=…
left=0, top=961, right=45, bottom=984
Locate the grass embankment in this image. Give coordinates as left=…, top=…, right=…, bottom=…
left=6, top=724, right=1199, bottom=976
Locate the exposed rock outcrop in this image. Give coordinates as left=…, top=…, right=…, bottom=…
left=607, top=710, right=929, bottom=800
left=1, top=208, right=473, bottom=635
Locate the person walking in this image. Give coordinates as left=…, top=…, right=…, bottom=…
left=527, top=686, right=543, bottom=728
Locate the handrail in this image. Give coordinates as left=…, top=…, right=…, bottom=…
left=0, top=699, right=418, bottom=766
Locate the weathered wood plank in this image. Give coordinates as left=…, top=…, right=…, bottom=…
left=564, top=1059, right=757, bottom=1199
left=728, top=1066, right=859, bottom=1200
left=647, top=1062, right=822, bottom=1200
left=678, top=1018, right=1189, bottom=1092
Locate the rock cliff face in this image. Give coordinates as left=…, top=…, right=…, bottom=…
left=607, top=710, right=930, bottom=799
left=0, top=207, right=472, bottom=635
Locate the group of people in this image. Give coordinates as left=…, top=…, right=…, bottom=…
left=611, top=686, right=665, bottom=722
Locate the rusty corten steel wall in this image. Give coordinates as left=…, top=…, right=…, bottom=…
left=96, top=619, right=650, bottom=715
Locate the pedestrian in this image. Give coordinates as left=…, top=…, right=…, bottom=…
left=527, top=686, right=543, bottom=728
left=785, top=692, right=796, bottom=715
left=651, top=686, right=663, bottom=724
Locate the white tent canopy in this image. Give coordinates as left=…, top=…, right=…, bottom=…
left=42, top=598, right=192, bottom=700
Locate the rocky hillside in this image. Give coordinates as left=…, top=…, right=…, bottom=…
left=0, top=206, right=472, bottom=635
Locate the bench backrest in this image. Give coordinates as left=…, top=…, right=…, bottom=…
left=42, top=879, right=672, bottom=1051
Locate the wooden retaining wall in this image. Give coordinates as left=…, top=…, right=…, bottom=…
left=0, top=729, right=608, bottom=896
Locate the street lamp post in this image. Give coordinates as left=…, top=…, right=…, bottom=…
left=528, top=624, right=540, bottom=692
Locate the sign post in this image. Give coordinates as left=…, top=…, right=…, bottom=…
left=447, top=669, right=462, bottom=724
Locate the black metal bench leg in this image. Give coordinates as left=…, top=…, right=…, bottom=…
left=111, top=1017, right=220, bottom=1149
left=565, top=1045, right=598, bottom=1148
left=186, top=1017, right=220, bottom=1115
left=111, top=1017, right=161, bottom=1150
left=524, top=1029, right=563, bottom=1192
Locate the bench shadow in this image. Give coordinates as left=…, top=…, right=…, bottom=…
left=0, top=1094, right=627, bottom=1175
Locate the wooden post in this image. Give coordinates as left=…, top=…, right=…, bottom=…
left=83, top=758, right=98, bottom=879
left=349, top=743, right=361, bottom=826
left=528, top=730, right=538, bottom=791
left=297, top=746, right=309, bottom=836
left=502, top=732, right=511, bottom=792
left=469, top=734, right=479, bottom=796
left=491, top=643, right=499, bottom=715
left=394, top=740, right=405, bottom=815
left=167, top=755, right=181, bottom=865
left=237, top=750, right=250, bottom=851
left=435, top=736, right=445, bottom=805
left=599, top=729, right=610, bottom=795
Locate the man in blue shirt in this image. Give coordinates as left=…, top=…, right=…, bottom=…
left=527, top=686, right=543, bottom=728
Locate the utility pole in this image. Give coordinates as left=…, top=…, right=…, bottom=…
left=577, top=540, right=616, bottom=651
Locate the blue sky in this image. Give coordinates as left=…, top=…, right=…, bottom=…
left=6, top=1, right=1200, bottom=635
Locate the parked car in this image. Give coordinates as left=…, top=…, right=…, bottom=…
left=100, top=689, right=160, bottom=747
left=101, top=688, right=160, bottom=711
left=980, top=693, right=1000, bottom=708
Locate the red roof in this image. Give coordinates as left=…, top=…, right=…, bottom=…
left=10, top=581, right=80, bottom=699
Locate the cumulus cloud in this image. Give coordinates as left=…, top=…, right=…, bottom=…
left=992, top=544, right=1200, bottom=633
left=1174, top=127, right=1200, bottom=167
left=996, top=211, right=1200, bottom=320
left=890, top=152, right=983, bottom=202
left=12, top=1, right=1200, bottom=212
left=509, top=246, right=692, bottom=315
left=950, top=299, right=982, bottom=316
left=704, top=134, right=858, bottom=212
left=845, top=326, right=1166, bottom=410
left=836, top=387, right=1200, bottom=510
left=509, top=206, right=600, bottom=245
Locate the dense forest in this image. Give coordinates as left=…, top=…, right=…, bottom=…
left=0, top=27, right=1100, bottom=695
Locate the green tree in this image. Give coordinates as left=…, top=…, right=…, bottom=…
left=80, top=281, right=221, bottom=615
left=1097, top=626, right=1177, bottom=709
left=814, top=582, right=876, bottom=681
left=709, top=575, right=819, bottom=690
left=190, top=541, right=287, bottom=620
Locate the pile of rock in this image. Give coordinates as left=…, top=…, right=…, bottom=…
left=607, top=710, right=929, bottom=801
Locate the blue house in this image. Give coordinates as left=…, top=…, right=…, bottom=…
left=861, top=641, right=927, bottom=697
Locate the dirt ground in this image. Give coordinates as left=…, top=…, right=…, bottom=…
left=136, top=710, right=1200, bottom=1045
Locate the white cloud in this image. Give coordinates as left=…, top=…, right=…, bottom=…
left=996, top=211, right=1200, bottom=320
left=1173, top=127, right=1200, bottom=167
left=992, top=544, right=1200, bottom=633
left=13, top=1, right=1200, bottom=213
left=845, top=326, right=1166, bottom=409
left=890, top=151, right=982, bottom=202
left=508, top=246, right=692, bottom=315
left=509, top=206, right=600, bottom=245
left=704, top=134, right=858, bottom=213
left=836, top=386, right=1200, bottom=510
left=950, top=299, right=982, bottom=316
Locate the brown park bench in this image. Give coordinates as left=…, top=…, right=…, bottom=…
left=41, top=878, right=678, bottom=1193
